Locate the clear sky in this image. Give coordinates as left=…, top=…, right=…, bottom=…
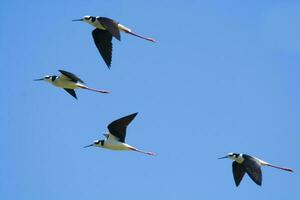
left=1, top=0, right=300, bottom=199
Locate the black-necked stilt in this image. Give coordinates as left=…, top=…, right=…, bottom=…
left=72, top=16, right=156, bottom=68
left=219, top=153, right=294, bottom=186
left=84, top=112, right=156, bottom=156
left=34, top=70, right=109, bottom=99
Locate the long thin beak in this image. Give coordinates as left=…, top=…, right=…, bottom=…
left=218, top=156, right=228, bottom=159
left=34, top=78, right=44, bottom=81
left=72, top=19, right=83, bottom=22
left=83, top=144, right=93, bottom=148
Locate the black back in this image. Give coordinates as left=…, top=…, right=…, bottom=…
left=59, top=70, right=84, bottom=83
left=97, top=17, right=121, bottom=41
left=232, top=161, right=246, bottom=186
left=92, top=29, right=113, bottom=68
left=107, top=113, right=138, bottom=143
left=64, top=89, right=77, bottom=99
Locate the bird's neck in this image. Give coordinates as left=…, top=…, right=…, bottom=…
left=51, top=75, right=57, bottom=82
left=45, top=76, right=57, bottom=84
left=94, top=140, right=105, bottom=147
left=233, top=154, right=245, bottom=164
left=87, top=19, right=105, bottom=30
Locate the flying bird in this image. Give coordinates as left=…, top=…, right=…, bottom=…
left=84, top=112, right=156, bottom=156
left=219, top=152, right=294, bottom=186
left=72, top=16, right=156, bottom=68
left=35, top=70, right=109, bottom=99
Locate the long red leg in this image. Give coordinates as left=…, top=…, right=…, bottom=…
left=125, top=30, right=156, bottom=43
left=129, top=147, right=156, bottom=156
left=266, top=163, right=294, bottom=172
left=79, top=85, right=110, bottom=94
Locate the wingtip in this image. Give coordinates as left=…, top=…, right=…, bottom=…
left=132, top=112, right=138, bottom=116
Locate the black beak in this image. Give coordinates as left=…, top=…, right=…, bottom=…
left=218, top=156, right=228, bottom=159
left=83, top=144, right=93, bottom=148
left=34, top=78, right=44, bottom=81
left=72, top=19, right=83, bottom=22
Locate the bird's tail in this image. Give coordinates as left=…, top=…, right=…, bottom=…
left=128, top=147, right=156, bottom=156
left=266, top=163, right=294, bottom=172
left=79, top=85, right=110, bottom=94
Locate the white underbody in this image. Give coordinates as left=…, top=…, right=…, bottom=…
left=254, top=157, right=269, bottom=166
left=48, top=75, right=85, bottom=89
left=95, top=133, right=135, bottom=151
left=96, top=140, right=134, bottom=151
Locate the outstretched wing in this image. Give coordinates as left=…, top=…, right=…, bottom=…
left=64, top=89, right=77, bottom=99
left=232, top=161, right=246, bottom=186
left=107, top=113, right=138, bottom=143
left=97, top=17, right=121, bottom=41
left=92, top=29, right=113, bottom=68
left=59, top=70, right=84, bottom=83
left=243, top=156, right=262, bottom=186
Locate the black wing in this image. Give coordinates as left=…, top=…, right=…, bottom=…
left=97, top=17, right=121, bottom=41
left=64, top=89, right=77, bottom=99
left=243, top=156, right=262, bottom=186
left=58, top=70, right=84, bottom=83
left=92, top=29, right=113, bottom=68
left=232, top=161, right=246, bottom=187
left=107, top=113, right=138, bottom=143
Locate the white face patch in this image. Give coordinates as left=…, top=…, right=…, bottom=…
left=82, top=16, right=91, bottom=22
left=93, top=140, right=99, bottom=144
left=228, top=152, right=234, bottom=157
left=228, top=153, right=244, bottom=163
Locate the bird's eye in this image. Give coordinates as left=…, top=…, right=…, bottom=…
left=84, top=16, right=91, bottom=20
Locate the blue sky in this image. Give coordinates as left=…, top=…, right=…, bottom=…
left=1, top=0, right=300, bottom=199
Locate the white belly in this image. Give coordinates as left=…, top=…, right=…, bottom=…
left=103, top=140, right=132, bottom=151
left=53, top=79, right=79, bottom=89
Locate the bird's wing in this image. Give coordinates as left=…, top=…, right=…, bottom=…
left=97, top=17, right=121, bottom=41
left=107, top=113, right=138, bottom=143
left=232, top=161, right=246, bottom=187
left=92, top=29, right=113, bottom=68
left=243, top=156, right=262, bottom=186
left=58, top=70, right=84, bottom=83
left=64, top=89, right=77, bottom=99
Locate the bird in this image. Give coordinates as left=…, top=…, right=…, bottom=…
left=72, top=15, right=156, bottom=68
left=218, top=152, right=294, bottom=186
left=84, top=112, right=156, bottom=156
left=34, top=70, right=109, bottom=99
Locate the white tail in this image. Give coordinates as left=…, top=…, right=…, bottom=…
left=266, top=163, right=294, bottom=172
